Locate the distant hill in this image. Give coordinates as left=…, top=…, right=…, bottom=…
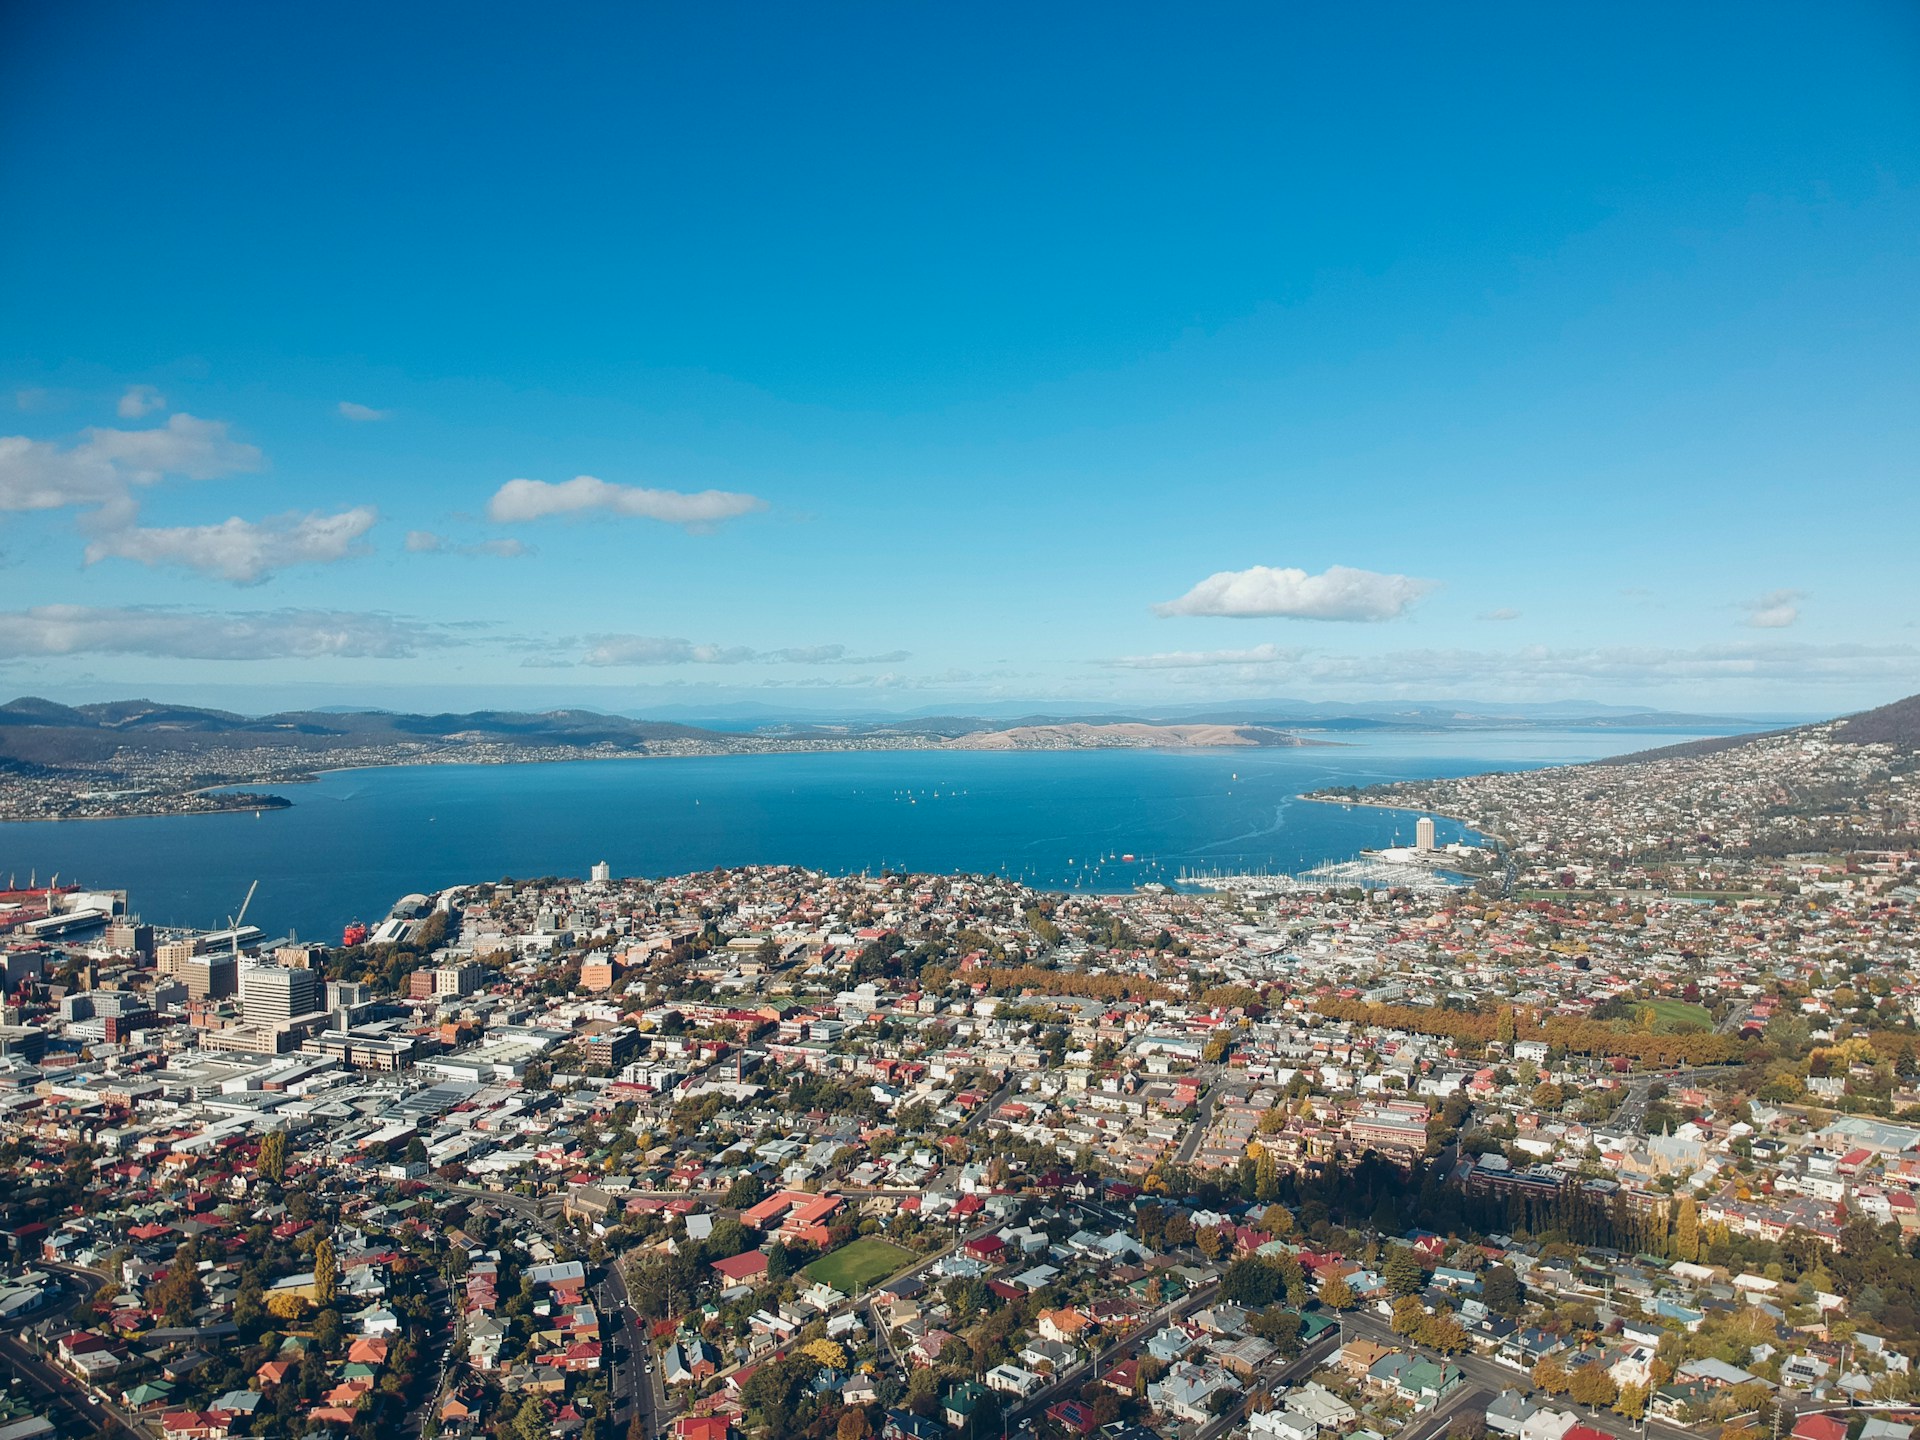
left=1595, top=690, right=1920, bottom=766
left=0, top=697, right=727, bottom=768
left=1833, top=692, right=1920, bottom=749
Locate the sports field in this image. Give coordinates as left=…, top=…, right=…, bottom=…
left=802, top=1236, right=915, bottom=1293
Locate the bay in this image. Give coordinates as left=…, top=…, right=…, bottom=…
left=0, top=727, right=1717, bottom=942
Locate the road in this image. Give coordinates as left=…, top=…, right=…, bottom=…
left=1003, top=1278, right=1226, bottom=1429
left=596, top=1266, right=663, bottom=1440
left=1339, top=1309, right=1703, bottom=1440
left=400, top=1266, right=456, bottom=1440
left=0, top=1328, right=145, bottom=1440
left=1611, top=1065, right=1741, bottom=1134
left=1189, top=1327, right=1349, bottom=1440
left=1175, top=1070, right=1235, bottom=1167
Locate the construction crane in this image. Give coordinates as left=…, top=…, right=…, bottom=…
left=229, top=880, right=259, bottom=958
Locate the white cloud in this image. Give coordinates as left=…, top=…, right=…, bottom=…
left=117, top=384, right=166, bottom=419
left=487, top=475, right=767, bottom=529
left=338, top=401, right=390, bottom=422
left=585, top=636, right=759, bottom=666
left=0, top=413, right=263, bottom=513
left=85, top=507, right=378, bottom=584
left=1478, top=608, right=1522, bottom=622
left=582, top=636, right=909, bottom=667
left=1154, top=564, right=1437, bottom=621
left=1107, top=644, right=1300, bottom=670
left=1741, top=589, right=1804, bottom=629
left=406, top=530, right=529, bottom=558
left=0, top=604, right=451, bottom=660
left=764, top=644, right=911, bottom=665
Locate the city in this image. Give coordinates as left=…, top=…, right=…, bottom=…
left=3, top=702, right=1919, bottom=1440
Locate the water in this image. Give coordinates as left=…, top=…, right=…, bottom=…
left=0, top=728, right=1722, bottom=941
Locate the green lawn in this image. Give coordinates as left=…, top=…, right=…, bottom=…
left=802, top=1236, right=915, bottom=1294
left=1639, top=999, right=1714, bottom=1032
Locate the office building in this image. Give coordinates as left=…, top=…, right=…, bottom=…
left=241, top=964, right=323, bottom=1026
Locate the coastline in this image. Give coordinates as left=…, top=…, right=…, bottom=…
left=5, top=733, right=1333, bottom=824
left=1296, top=790, right=1509, bottom=849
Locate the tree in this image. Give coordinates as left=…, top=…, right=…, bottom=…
left=258, top=1130, right=286, bottom=1183
left=1391, top=1296, right=1427, bottom=1336
left=1615, top=1383, right=1650, bottom=1421
left=1196, top=1225, right=1229, bottom=1262
left=1496, top=1008, right=1518, bottom=1046
left=1383, top=1246, right=1425, bottom=1298
left=313, top=1237, right=337, bottom=1306
left=836, top=1411, right=871, bottom=1440
left=1568, top=1366, right=1617, bottom=1411
left=1248, top=1307, right=1302, bottom=1355
left=1481, top=1265, right=1522, bottom=1315
left=1320, top=1275, right=1355, bottom=1310
left=802, top=1338, right=848, bottom=1370
left=267, top=1291, right=307, bottom=1321
left=1417, top=1311, right=1468, bottom=1354
left=1671, top=1195, right=1701, bottom=1263
left=515, top=1401, right=551, bottom=1440
left=1532, top=1358, right=1570, bottom=1396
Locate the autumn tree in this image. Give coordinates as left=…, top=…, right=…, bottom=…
left=1532, top=1358, right=1571, bottom=1396
left=1568, top=1365, right=1618, bottom=1410
left=258, top=1129, right=286, bottom=1183
left=313, top=1236, right=337, bottom=1306
left=1670, top=1195, right=1700, bottom=1263
left=1320, top=1275, right=1355, bottom=1310
left=1390, top=1296, right=1427, bottom=1336
left=1615, top=1384, right=1650, bottom=1421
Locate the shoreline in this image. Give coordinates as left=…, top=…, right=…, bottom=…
left=1295, top=790, right=1511, bottom=850
left=4, top=735, right=1334, bottom=825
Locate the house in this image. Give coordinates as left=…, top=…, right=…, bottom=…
left=1794, top=1418, right=1848, bottom=1440
left=1486, top=1390, right=1539, bottom=1436
left=942, top=1381, right=989, bottom=1430
left=1397, top=1360, right=1464, bottom=1407
left=1148, top=1362, right=1241, bottom=1424
left=984, top=1364, right=1041, bottom=1397
left=1519, top=1409, right=1578, bottom=1440
left=709, top=1250, right=769, bottom=1286
left=882, top=1413, right=943, bottom=1440
left=660, top=1339, right=717, bottom=1387
left=1045, top=1401, right=1098, bottom=1436
left=671, top=1420, right=730, bottom=1440
left=1250, top=1411, right=1317, bottom=1440
left=1038, top=1308, right=1091, bottom=1344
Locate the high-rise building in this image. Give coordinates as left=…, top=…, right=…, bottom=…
left=591, top=860, right=612, bottom=884
left=241, top=964, right=322, bottom=1026
left=183, top=953, right=239, bottom=1001
left=1415, top=816, right=1437, bottom=853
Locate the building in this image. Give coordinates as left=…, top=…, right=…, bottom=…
left=1416, top=817, right=1437, bottom=852
left=591, top=860, right=612, bottom=884
left=103, top=921, right=154, bottom=956
left=183, top=953, right=238, bottom=1001
left=434, top=963, right=484, bottom=998
left=156, top=937, right=203, bottom=973
left=241, top=964, right=323, bottom=1026
left=583, top=1026, right=642, bottom=1073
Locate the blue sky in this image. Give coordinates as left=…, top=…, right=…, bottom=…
left=1, top=2, right=1916, bottom=717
